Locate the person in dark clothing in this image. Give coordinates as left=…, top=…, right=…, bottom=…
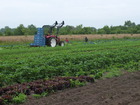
left=85, top=37, right=88, bottom=42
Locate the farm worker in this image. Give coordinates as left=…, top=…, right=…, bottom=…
left=85, top=37, right=88, bottom=42
left=65, top=38, right=69, bottom=43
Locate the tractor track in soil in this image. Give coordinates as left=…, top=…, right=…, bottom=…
left=18, top=71, right=140, bottom=105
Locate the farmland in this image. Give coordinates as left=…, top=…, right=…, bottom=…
left=0, top=34, right=140, bottom=42
left=0, top=36, right=140, bottom=104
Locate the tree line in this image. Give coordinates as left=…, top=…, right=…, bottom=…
left=0, top=20, right=140, bottom=36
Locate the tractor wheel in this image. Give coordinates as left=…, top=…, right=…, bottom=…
left=59, top=41, right=65, bottom=47
left=48, top=38, right=57, bottom=47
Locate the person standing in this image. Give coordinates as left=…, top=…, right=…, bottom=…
left=65, top=38, right=69, bottom=43
left=85, top=37, right=88, bottom=42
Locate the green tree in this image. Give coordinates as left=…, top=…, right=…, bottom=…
left=75, top=24, right=83, bottom=34
left=14, top=24, right=26, bottom=35
left=4, top=26, right=13, bottom=36
left=124, top=20, right=136, bottom=27
left=81, top=27, right=93, bottom=34
left=102, top=25, right=110, bottom=34
left=60, top=25, right=75, bottom=35
left=0, top=32, right=3, bottom=36
left=26, top=24, right=37, bottom=35
left=97, top=28, right=106, bottom=34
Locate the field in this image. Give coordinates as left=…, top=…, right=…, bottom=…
left=0, top=35, right=140, bottom=104
left=0, top=34, right=140, bottom=42
left=21, top=71, right=140, bottom=105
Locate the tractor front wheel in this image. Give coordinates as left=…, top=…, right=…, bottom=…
left=48, top=38, right=57, bottom=47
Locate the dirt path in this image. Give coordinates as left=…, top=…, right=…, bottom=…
left=19, top=71, right=140, bottom=105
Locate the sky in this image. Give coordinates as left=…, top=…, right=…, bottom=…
left=0, top=0, right=140, bottom=28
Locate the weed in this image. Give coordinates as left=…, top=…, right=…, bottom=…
left=12, top=93, right=27, bottom=104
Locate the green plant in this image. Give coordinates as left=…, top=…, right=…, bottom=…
left=104, top=68, right=122, bottom=78
left=41, top=92, right=48, bottom=97
left=94, top=72, right=103, bottom=79
left=12, top=93, right=27, bottom=104
left=70, top=79, right=86, bottom=87
left=32, top=94, right=42, bottom=99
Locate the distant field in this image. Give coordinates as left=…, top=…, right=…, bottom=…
left=0, top=34, right=140, bottom=42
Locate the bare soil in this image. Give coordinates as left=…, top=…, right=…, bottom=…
left=0, top=34, right=140, bottom=42
left=19, top=71, right=140, bottom=105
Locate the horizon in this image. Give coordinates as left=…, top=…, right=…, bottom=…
left=0, top=20, right=139, bottom=29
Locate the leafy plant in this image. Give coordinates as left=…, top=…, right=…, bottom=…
left=12, top=93, right=27, bottom=104
left=70, top=79, right=86, bottom=87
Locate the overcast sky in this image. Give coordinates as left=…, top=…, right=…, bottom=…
left=0, top=0, right=140, bottom=28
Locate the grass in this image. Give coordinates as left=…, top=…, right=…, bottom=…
left=103, top=69, right=122, bottom=78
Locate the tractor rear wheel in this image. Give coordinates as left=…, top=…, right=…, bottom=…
left=59, top=41, right=65, bottom=47
left=48, top=38, right=57, bottom=47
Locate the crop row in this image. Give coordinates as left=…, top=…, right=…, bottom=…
left=0, top=39, right=140, bottom=87
left=0, top=76, right=94, bottom=105
left=0, top=47, right=140, bottom=86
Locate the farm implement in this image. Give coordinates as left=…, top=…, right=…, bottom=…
left=30, top=21, right=65, bottom=47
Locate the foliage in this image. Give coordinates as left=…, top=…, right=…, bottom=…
left=0, top=24, right=37, bottom=36
left=12, top=93, right=27, bottom=104
left=104, top=67, right=122, bottom=78
left=0, top=20, right=140, bottom=36
left=70, top=79, right=86, bottom=87
left=0, top=39, right=140, bottom=86
left=0, top=38, right=140, bottom=104
left=0, top=76, right=94, bottom=104
left=32, top=94, right=42, bottom=98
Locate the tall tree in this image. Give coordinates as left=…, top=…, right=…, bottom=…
left=102, top=25, right=110, bottom=34
left=124, top=20, right=136, bottom=27
left=27, top=24, right=37, bottom=35
left=4, top=26, right=13, bottom=36
left=14, top=24, right=26, bottom=35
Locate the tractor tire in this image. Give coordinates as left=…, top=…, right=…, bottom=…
left=59, top=41, right=65, bottom=47
left=47, top=38, right=57, bottom=47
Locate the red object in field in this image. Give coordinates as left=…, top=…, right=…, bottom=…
left=43, top=21, right=65, bottom=47
left=65, top=38, right=69, bottom=43
left=45, top=35, right=60, bottom=44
